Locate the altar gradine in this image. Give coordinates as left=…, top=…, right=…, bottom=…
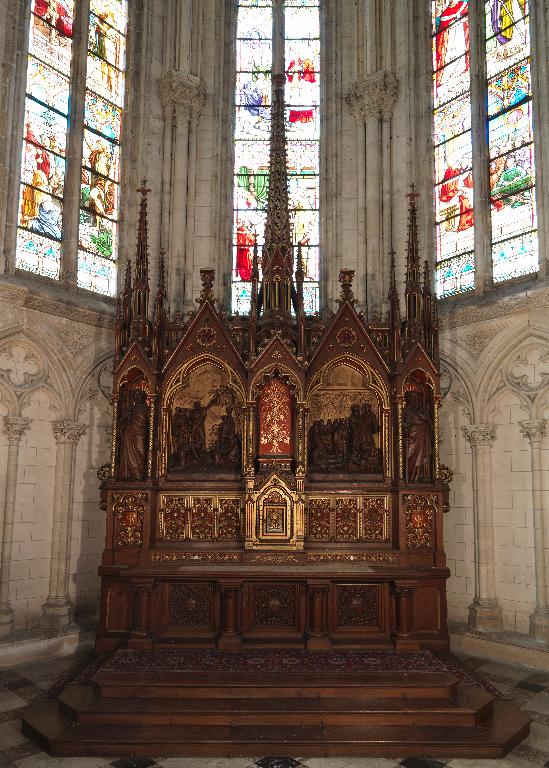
left=21, top=72, right=530, bottom=758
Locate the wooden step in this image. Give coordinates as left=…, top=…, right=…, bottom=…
left=21, top=697, right=531, bottom=758
left=58, top=683, right=493, bottom=727
left=93, top=669, right=459, bottom=700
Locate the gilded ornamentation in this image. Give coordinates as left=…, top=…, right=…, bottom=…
left=190, top=497, right=214, bottom=539
left=218, top=498, right=241, bottom=540
left=307, top=552, right=397, bottom=563
left=159, top=496, right=187, bottom=541
left=336, top=326, right=357, bottom=348
left=113, top=492, right=146, bottom=548
left=362, top=497, right=389, bottom=542
left=197, top=268, right=216, bottom=304
left=253, top=584, right=296, bottom=626
left=152, top=551, right=242, bottom=563
left=337, top=269, right=356, bottom=305
left=196, top=326, right=218, bottom=347
left=335, top=498, right=359, bottom=541
left=337, top=585, right=379, bottom=627
left=404, top=494, right=436, bottom=550
left=307, top=498, right=331, bottom=541
left=168, top=584, right=212, bottom=627
left=249, top=553, right=299, bottom=564
left=259, top=378, right=292, bottom=455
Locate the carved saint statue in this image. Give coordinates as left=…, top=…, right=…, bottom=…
left=403, top=389, right=433, bottom=483
left=118, top=389, right=148, bottom=480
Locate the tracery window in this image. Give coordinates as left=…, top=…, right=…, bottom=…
left=16, top=0, right=127, bottom=296
left=432, top=0, right=537, bottom=297
left=232, top=0, right=320, bottom=315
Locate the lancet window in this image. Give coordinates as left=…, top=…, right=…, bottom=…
left=432, top=0, right=537, bottom=297
left=15, top=0, right=127, bottom=296
left=232, top=0, right=320, bottom=316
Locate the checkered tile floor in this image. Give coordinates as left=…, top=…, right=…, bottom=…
left=1, top=652, right=549, bottom=768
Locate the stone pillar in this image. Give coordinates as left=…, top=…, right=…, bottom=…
left=520, top=419, right=549, bottom=641
left=41, top=420, right=88, bottom=630
left=462, top=424, right=503, bottom=632
left=346, top=70, right=398, bottom=314
left=0, top=416, right=31, bottom=637
left=158, top=69, right=205, bottom=313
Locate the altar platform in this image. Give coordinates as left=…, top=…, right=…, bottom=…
left=21, top=648, right=530, bottom=758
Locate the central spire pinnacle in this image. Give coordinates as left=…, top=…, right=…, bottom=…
left=257, top=70, right=295, bottom=331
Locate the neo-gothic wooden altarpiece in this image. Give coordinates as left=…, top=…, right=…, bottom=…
left=97, top=73, right=449, bottom=654
left=97, top=174, right=450, bottom=654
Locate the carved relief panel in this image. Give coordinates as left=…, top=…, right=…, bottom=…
left=306, top=496, right=390, bottom=544
left=246, top=583, right=302, bottom=634
left=163, top=582, right=216, bottom=634
left=164, top=364, right=244, bottom=477
left=404, top=494, right=436, bottom=550
left=307, top=363, right=388, bottom=478
left=157, top=495, right=242, bottom=543
left=334, top=584, right=381, bottom=631
left=112, top=492, right=147, bottom=548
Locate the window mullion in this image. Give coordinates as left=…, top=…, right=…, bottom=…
left=273, top=0, right=285, bottom=74
left=61, top=0, right=90, bottom=291
left=469, top=0, right=492, bottom=296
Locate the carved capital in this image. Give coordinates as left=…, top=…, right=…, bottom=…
left=52, top=420, right=88, bottom=445
left=346, top=70, right=398, bottom=120
left=519, top=418, right=547, bottom=444
left=462, top=423, right=497, bottom=448
left=158, top=69, right=205, bottom=122
left=3, top=416, right=31, bottom=442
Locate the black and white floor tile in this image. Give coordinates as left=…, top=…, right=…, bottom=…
left=0, top=652, right=549, bottom=768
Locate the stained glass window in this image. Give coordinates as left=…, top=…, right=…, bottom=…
left=432, top=0, right=475, bottom=297
left=78, top=0, right=127, bottom=295
left=16, top=0, right=126, bottom=296
left=432, top=0, right=538, bottom=296
left=16, top=0, right=75, bottom=279
left=486, top=0, right=537, bottom=281
left=232, top=0, right=320, bottom=315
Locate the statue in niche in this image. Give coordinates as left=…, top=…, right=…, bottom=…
left=403, top=388, right=433, bottom=483
left=118, top=388, right=148, bottom=480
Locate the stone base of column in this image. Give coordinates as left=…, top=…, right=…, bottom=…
left=0, top=605, right=15, bottom=638
left=529, top=609, right=549, bottom=643
left=468, top=598, right=503, bottom=633
left=41, top=598, right=73, bottom=631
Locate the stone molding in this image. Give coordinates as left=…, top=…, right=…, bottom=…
left=520, top=418, right=547, bottom=444
left=52, top=420, right=88, bottom=445
left=462, top=423, right=497, bottom=447
left=3, top=416, right=31, bottom=442
left=346, top=71, right=398, bottom=120
left=439, top=283, right=549, bottom=331
left=158, top=69, right=205, bottom=121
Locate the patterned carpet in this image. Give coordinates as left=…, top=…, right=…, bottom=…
left=96, top=648, right=502, bottom=696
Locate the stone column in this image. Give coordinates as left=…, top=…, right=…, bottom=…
left=520, top=419, right=549, bottom=641
left=41, top=420, right=88, bottom=630
left=0, top=416, right=31, bottom=637
left=346, top=70, right=398, bottom=314
left=158, top=69, right=205, bottom=313
left=462, top=424, right=503, bottom=632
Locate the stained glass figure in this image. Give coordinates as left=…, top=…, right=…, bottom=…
left=78, top=0, right=127, bottom=295
left=432, top=0, right=475, bottom=296
left=232, top=0, right=320, bottom=314
left=15, top=0, right=74, bottom=279
left=485, top=0, right=537, bottom=281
